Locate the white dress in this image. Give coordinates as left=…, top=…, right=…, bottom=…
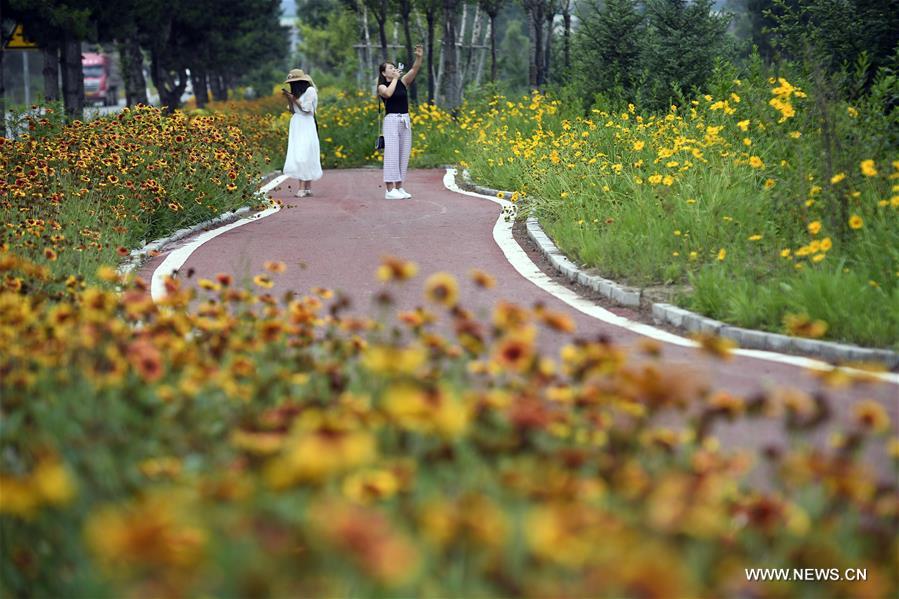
left=283, top=87, right=322, bottom=181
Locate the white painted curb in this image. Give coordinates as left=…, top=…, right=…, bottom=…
left=149, top=174, right=291, bottom=301
left=443, top=168, right=899, bottom=385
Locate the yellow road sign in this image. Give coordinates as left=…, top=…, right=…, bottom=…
left=5, top=24, right=40, bottom=50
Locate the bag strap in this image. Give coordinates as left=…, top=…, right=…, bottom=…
left=377, top=90, right=383, bottom=135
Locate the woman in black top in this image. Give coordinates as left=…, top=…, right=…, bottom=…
left=377, top=45, right=423, bottom=200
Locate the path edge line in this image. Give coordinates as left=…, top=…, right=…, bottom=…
left=443, top=168, right=899, bottom=384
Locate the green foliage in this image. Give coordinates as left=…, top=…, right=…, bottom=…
left=297, top=7, right=361, bottom=87
left=572, top=0, right=644, bottom=107
left=641, top=0, right=732, bottom=108
left=498, top=19, right=529, bottom=93
left=570, top=0, right=731, bottom=109
left=763, top=0, right=899, bottom=88
left=463, top=70, right=899, bottom=348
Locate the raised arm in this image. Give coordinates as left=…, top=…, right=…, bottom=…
left=401, top=45, right=424, bottom=87
left=282, top=89, right=299, bottom=113
left=378, top=76, right=400, bottom=99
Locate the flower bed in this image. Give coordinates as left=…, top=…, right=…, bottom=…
left=1, top=104, right=282, bottom=293
left=1, top=258, right=896, bottom=597
left=462, top=74, right=899, bottom=348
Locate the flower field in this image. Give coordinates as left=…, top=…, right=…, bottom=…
left=459, top=73, right=899, bottom=348
left=2, top=83, right=898, bottom=597
left=1, top=103, right=283, bottom=293
left=2, top=255, right=897, bottom=596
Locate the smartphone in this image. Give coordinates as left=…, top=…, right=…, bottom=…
left=397, top=62, right=405, bottom=71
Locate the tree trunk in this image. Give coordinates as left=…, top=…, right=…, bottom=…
left=60, top=34, right=85, bottom=121
left=535, top=3, right=545, bottom=86
left=464, top=7, right=481, bottom=81
left=426, top=8, right=436, bottom=103
left=359, top=1, right=373, bottom=87
left=526, top=6, right=536, bottom=87
left=399, top=0, right=417, bottom=103
left=441, top=0, right=461, bottom=109
left=376, top=0, right=388, bottom=62
left=543, top=9, right=553, bottom=84
left=210, top=72, right=227, bottom=101
left=191, top=66, right=209, bottom=108
left=150, top=47, right=187, bottom=112
left=42, top=42, right=60, bottom=102
left=0, top=38, right=5, bottom=137
left=562, top=1, right=571, bottom=73
left=117, top=34, right=148, bottom=106
left=489, top=15, right=497, bottom=82
left=475, top=19, right=490, bottom=85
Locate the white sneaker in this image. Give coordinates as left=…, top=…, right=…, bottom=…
left=385, top=189, right=406, bottom=200
left=397, top=188, right=412, bottom=199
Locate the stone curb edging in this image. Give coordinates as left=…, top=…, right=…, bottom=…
left=117, top=171, right=282, bottom=276
left=460, top=171, right=899, bottom=369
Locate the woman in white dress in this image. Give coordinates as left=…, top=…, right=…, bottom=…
left=282, top=69, right=322, bottom=197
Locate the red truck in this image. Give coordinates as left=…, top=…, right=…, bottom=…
left=82, top=52, right=120, bottom=106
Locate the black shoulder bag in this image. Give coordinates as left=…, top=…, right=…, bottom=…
left=375, top=94, right=385, bottom=151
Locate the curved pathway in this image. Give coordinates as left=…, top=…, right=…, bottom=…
left=137, top=169, right=897, bottom=466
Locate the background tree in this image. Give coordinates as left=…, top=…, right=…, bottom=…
left=498, top=17, right=528, bottom=91
left=3, top=0, right=94, bottom=119
left=440, top=0, right=462, bottom=108
left=396, top=0, right=419, bottom=102
left=572, top=0, right=643, bottom=105
left=362, top=0, right=390, bottom=61
left=478, top=0, right=504, bottom=82
left=642, top=0, right=730, bottom=108
left=419, top=0, right=442, bottom=102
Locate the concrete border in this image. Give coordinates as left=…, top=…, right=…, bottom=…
left=460, top=170, right=899, bottom=369
left=118, top=171, right=284, bottom=277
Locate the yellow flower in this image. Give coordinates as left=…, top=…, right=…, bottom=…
left=789, top=131, right=801, bottom=138
left=764, top=178, right=776, bottom=189
left=737, top=119, right=750, bottom=131
left=847, top=106, right=858, bottom=118
left=253, top=274, right=274, bottom=289
left=849, top=214, right=864, bottom=230
left=632, top=140, right=645, bottom=151
left=717, top=248, right=726, bottom=261
left=377, top=256, right=419, bottom=282
left=820, top=237, right=832, bottom=251
left=807, top=221, right=821, bottom=235
left=860, top=159, right=878, bottom=177
left=780, top=249, right=791, bottom=258
left=264, top=260, right=287, bottom=273
left=853, top=400, right=890, bottom=434
left=749, top=156, right=764, bottom=169
left=748, top=234, right=762, bottom=241
left=830, top=172, right=846, bottom=184
left=362, top=344, right=427, bottom=376
left=424, top=272, right=459, bottom=308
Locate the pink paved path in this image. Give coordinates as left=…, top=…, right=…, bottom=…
left=138, top=169, right=898, bottom=466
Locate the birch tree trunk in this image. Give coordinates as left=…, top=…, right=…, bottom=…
left=475, top=20, right=490, bottom=85
left=464, top=7, right=482, bottom=81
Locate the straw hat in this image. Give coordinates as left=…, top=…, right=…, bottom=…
left=285, top=68, right=314, bottom=85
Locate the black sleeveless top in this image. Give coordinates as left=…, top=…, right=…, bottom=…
left=384, top=80, right=409, bottom=114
